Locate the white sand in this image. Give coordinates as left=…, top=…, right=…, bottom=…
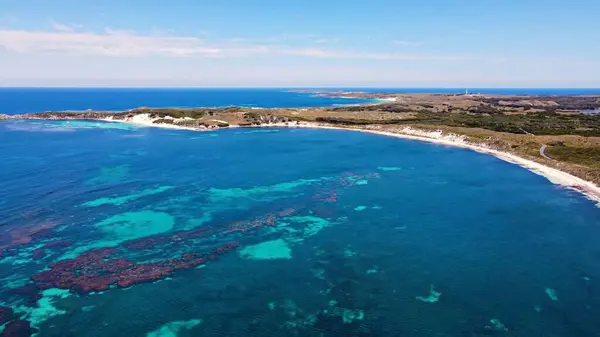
left=102, top=113, right=208, bottom=131
left=103, top=116, right=600, bottom=205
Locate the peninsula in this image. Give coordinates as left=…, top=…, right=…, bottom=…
left=2, top=91, right=600, bottom=203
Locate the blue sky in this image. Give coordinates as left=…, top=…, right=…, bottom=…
left=0, top=0, right=599, bottom=87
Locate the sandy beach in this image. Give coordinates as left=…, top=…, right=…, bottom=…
left=102, top=114, right=204, bottom=131
left=103, top=113, right=600, bottom=206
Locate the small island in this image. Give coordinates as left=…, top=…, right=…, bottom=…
left=2, top=91, right=600, bottom=201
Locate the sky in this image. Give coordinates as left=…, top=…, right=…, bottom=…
left=0, top=0, right=599, bottom=87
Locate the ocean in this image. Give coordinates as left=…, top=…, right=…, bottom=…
left=0, top=88, right=376, bottom=115
left=1, top=119, right=600, bottom=336
left=2, top=88, right=600, bottom=115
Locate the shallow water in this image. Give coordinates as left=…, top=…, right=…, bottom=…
left=1, top=120, right=600, bottom=337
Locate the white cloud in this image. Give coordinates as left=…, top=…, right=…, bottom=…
left=0, top=29, right=223, bottom=57
left=0, top=28, right=474, bottom=61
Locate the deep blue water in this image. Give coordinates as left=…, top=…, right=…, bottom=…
left=1, top=88, right=599, bottom=115
left=0, top=88, right=376, bottom=115
left=1, top=120, right=600, bottom=336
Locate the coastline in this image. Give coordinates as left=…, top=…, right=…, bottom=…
left=102, top=114, right=203, bottom=131
left=100, top=113, right=600, bottom=205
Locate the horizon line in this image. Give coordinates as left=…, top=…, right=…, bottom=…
left=2, top=86, right=600, bottom=89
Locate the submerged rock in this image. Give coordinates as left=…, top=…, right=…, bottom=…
left=31, top=241, right=238, bottom=294
left=146, top=318, right=203, bottom=337
left=545, top=288, right=559, bottom=301
left=343, top=247, right=357, bottom=257
left=486, top=318, right=509, bottom=332
left=416, top=285, right=441, bottom=303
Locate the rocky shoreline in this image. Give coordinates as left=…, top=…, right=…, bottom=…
left=0, top=111, right=124, bottom=121
left=0, top=109, right=297, bottom=129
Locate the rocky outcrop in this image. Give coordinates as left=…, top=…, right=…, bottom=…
left=243, top=112, right=293, bottom=125
left=1, top=111, right=127, bottom=121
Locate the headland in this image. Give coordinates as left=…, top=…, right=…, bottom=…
left=2, top=91, right=600, bottom=204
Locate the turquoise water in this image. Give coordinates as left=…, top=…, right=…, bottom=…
left=1, top=120, right=600, bottom=336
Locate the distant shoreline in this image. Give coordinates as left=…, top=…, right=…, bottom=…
left=3, top=87, right=600, bottom=115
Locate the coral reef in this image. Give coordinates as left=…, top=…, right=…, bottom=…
left=416, top=285, right=442, bottom=303
left=0, top=222, right=59, bottom=256
left=32, top=242, right=238, bottom=294
left=0, top=169, right=378, bottom=335
left=313, top=191, right=338, bottom=203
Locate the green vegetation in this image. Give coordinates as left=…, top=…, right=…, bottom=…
left=318, top=112, right=600, bottom=136
left=477, top=96, right=600, bottom=111
left=412, top=112, right=600, bottom=136
left=546, top=145, right=600, bottom=168
left=315, top=117, right=408, bottom=125
left=330, top=104, right=416, bottom=113
left=135, top=107, right=244, bottom=119
left=243, top=111, right=296, bottom=124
